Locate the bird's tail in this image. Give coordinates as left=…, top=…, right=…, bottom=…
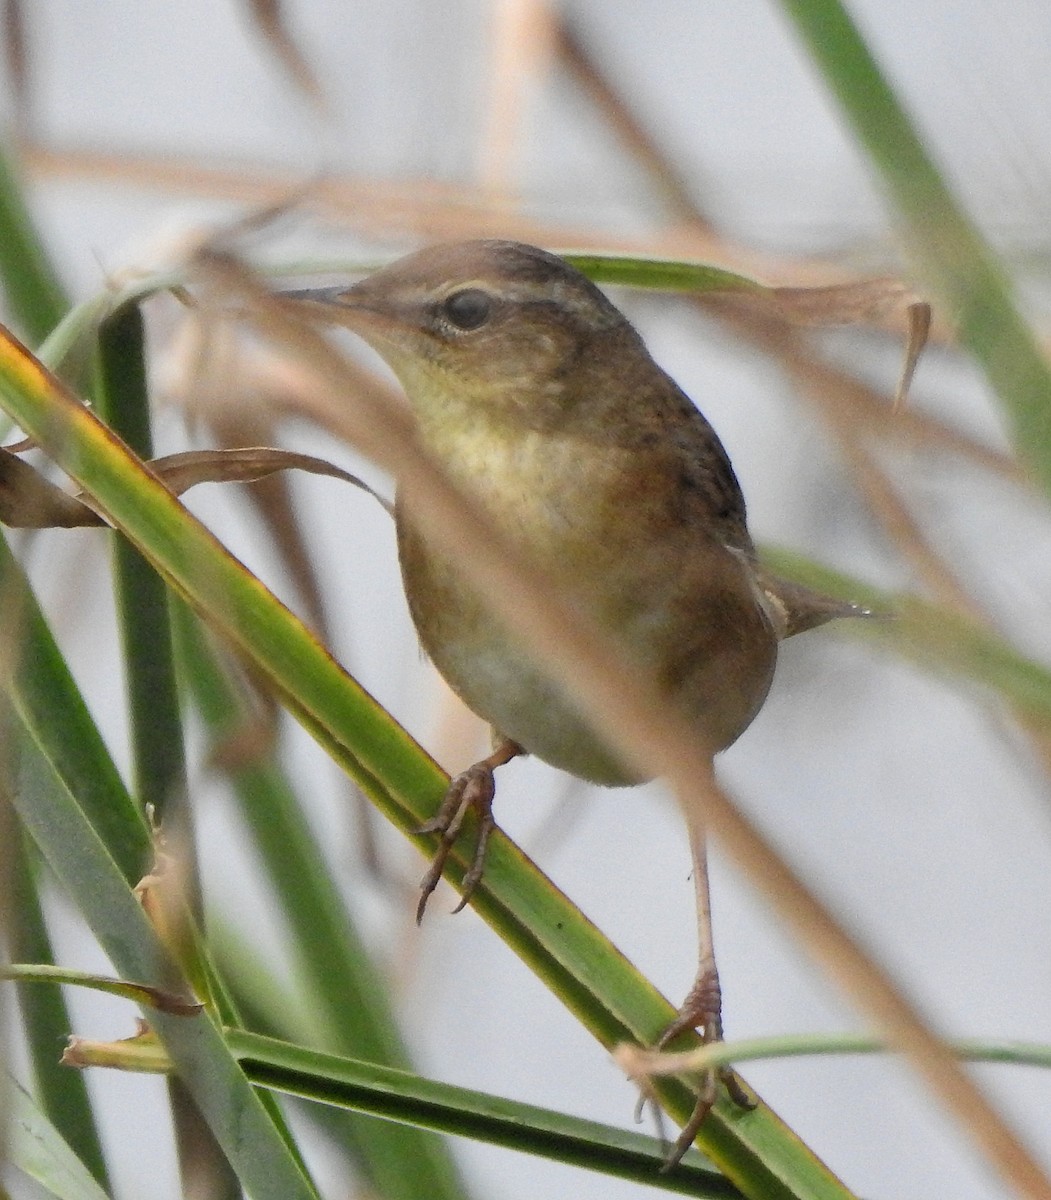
left=754, top=566, right=875, bottom=639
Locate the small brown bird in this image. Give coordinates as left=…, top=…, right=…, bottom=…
left=289, top=239, right=864, bottom=1144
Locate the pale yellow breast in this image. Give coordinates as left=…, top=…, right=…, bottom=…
left=399, top=406, right=777, bottom=778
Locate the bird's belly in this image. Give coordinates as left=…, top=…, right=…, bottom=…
left=432, top=624, right=640, bottom=785
left=396, top=496, right=778, bottom=784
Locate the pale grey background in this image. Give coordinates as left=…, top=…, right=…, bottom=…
left=5, top=3, right=1051, bottom=1198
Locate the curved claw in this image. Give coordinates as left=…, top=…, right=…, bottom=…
left=663, top=1071, right=719, bottom=1171
left=451, top=795, right=497, bottom=912
left=653, top=963, right=755, bottom=1169
left=663, top=1063, right=755, bottom=1170
left=415, top=739, right=521, bottom=922
left=657, top=961, right=724, bottom=1050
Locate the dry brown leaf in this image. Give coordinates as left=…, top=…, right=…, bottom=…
left=20, top=139, right=954, bottom=309
left=0, top=444, right=390, bottom=531
left=3, top=0, right=30, bottom=136
left=708, top=280, right=932, bottom=410
left=557, top=16, right=716, bottom=235
left=0, top=446, right=103, bottom=527
left=240, top=0, right=327, bottom=112
left=769, top=281, right=930, bottom=410
left=147, top=446, right=388, bottom=509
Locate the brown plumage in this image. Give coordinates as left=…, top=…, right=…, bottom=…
left=288, top=239, right=866, bottom=1156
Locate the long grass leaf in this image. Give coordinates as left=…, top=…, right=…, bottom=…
left=0, top=144, right=67, bottom=344
left=9, top=845, right=111, bottom=1189
left=777, top=0, right=1051, bottom=496
left=5, top=1074, right=111, bottom=1200
left=12, top=721, right=320, bottom=1200
left=174, top=604, right=471, bottom=1200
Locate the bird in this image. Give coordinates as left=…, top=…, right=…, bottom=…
left=285, top=238, right=866, bottom=1150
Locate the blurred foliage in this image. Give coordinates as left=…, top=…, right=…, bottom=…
left=2, top=4, right=1051, bottom=1200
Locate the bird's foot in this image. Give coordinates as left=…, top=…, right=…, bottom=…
left=653, top=966, right=755, bottom=1168
left=416, top=739, right=522, bottom=923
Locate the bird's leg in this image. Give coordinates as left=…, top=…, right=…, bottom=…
left=416, top=737, right=523, bottom=923
left=656, top=814, right=754, bottom=1166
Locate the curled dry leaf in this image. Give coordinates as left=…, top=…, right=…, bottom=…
left=63, top=1022, right=174, bottom=1073
left=0, top=443, right=393, bottom=530
left=0, top=445, right=104, bottom=527
left=0, top=437, right=393, bottom=813
left=710, top=277, right=932, bottom=411
left=147, top=446, right=391, bottom=512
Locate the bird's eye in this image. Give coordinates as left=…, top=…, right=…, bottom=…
left=441, top=288, right=492, bottom=331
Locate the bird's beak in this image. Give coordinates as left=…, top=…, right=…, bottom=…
left=278, top=282, right=405, bottom=338
left=279, top=284, right=364, bottom=316
left=280, top=285, right=353, bottom=304
left=278, top=282, right=433, bottom=380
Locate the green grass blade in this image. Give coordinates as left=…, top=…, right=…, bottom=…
left=777, top=0, right=1051, bottom=495
left=562, top=254, right=762, bottom=293
left=12, top=720, right=320, bottom=1200
left=9, top=844, right=111, bottom=1189
left=761, top=547, right=1051, bottom=724
left=228, top=1030, right=741, bottom=1199
left=3, top=962, right=200, bottom=1013
left=174, top=603, right=471, bottom=1200
left=1, top=532, right=150, bottom=884
left=263, top=254, right=762, bottom=293
left=93, top=303, right=187, bottom=819
left=5, top=1074, right=112, bottom=1200
left=0, top=144, right=68, bottom=345
left=68, top=1021, right=740, bottom=1199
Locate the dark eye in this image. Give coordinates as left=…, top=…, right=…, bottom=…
left=441, top=288, right=492, bottom=331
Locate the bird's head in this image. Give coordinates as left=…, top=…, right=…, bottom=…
left=285, top=239, right=633, bottom=430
